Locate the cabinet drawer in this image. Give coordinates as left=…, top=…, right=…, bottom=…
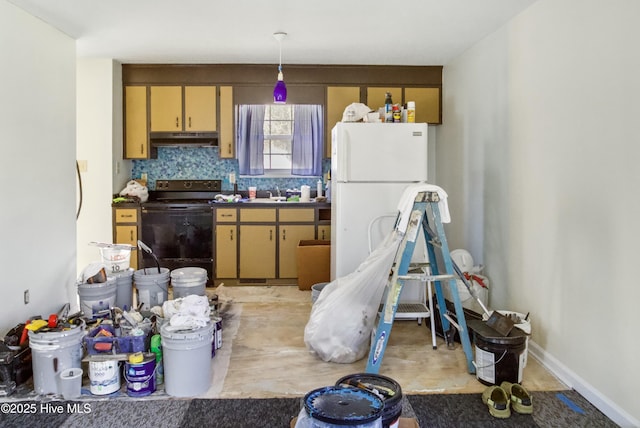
left=216, top=208, right=237, bottom=222
left=279, top=208, right=315, bottom=222
left=115, top=208, right=138, bottom=223
left=240, top=208, right=276, bottom=222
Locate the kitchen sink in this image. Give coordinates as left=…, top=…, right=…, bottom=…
left=250, top=197, right=288, bottom=203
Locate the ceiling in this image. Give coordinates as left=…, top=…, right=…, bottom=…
left=8, top=0, right=537, bottom=65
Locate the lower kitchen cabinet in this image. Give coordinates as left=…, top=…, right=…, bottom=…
left=215, top=224, right=237, bottom=278
left=317, top=225, right=331, bottom=241
left=239, top=225, right=276, bottom=278
left=113, top=207, right=139, bottom=270
left=279, top=225, right=315, bottom=278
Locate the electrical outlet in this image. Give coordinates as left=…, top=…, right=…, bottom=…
left=229, top=172, right=236, bottom=184
left=24, top=289, right=29, bottom=304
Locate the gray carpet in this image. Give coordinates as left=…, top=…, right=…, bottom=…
left=0, top=390, right=618, bottom=427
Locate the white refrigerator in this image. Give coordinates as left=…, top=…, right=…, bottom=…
left=330, top=122, right=429, bottom=280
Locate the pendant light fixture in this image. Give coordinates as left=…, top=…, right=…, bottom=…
left=273, top=32, right=287, bottom=104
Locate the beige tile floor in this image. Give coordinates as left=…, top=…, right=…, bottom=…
left=202, top=284, right=566, bottom=399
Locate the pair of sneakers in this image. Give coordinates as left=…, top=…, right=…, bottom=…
left=481, top=381, right=533, bottom=418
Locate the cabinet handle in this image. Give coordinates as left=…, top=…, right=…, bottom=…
left=140, top=143, right=144, bottom=155
left=321, top=230, right=325, bottom=240
left=270, top=230, right=273, bottom=241
left=230, top=229, right=233, bottom=241
left=121, top=214, right=133, bottom=218
left=176, top=117, right=179, bottom=128
left=282, top=229, right=286, bottom=241
left=228, top=143, right=232, bottom=154
left=188, top=117, right=192, bottom=128
left=130, top=230, right=134, bottom=241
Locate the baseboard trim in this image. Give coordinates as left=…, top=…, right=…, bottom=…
left=528, top=340, right=638, bottom=428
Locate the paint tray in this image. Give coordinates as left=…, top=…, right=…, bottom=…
left=485, top=311, right=515, bottom=336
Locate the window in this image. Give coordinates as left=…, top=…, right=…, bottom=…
left=236, top=104, right=323, bottom=177
left=263, top=104, right=293, bottom=172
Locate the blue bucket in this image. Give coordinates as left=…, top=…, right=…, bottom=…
left=124, top=354, right=156, bottom=397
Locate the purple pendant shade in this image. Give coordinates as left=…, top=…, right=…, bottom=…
left=273, top=67, right=287, bottom=104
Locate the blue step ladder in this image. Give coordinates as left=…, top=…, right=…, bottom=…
left=365, top=190, right=476, bottom=374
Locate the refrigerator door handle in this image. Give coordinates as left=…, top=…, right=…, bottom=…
left=338, top=137, right=348, bottom=182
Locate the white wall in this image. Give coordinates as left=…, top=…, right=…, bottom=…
left=76, top=59, right=128, bottom=274
left=0, top=1, right=77, bottom=331
left=438, top=0, right=640, bottom=426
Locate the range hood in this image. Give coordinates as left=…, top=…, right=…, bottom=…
left=149, top=131, right=218, bottom=147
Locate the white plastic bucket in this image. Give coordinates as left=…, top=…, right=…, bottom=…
left=58, top=368, right=83, bottom=399
left=89, top=360, right=120, bottom=395
left=134, top=268, right=170, bottom=310
left=77, top=277, right=117, bottom=319
left=100, top=246, right=132, bottom=274
left=170, top=267, right=207, bottom=299
left=160, top=322, right=214, bottom=397
left=110, top=268, right=134, bottom=310
left=28, top=324, right=85, bottom=395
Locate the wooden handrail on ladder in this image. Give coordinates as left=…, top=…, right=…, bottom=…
left=365, top=191, right=476, bottom=375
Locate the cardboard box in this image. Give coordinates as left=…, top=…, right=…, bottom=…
left=296, top=240, right=330, bottom=290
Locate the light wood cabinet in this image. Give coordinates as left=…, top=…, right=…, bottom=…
left=219, top=86, right=234, bottom=158
left=239, top=225, right=276, bottom=278
left=318, top=225, right=331, bottom=241
left=216, top=224, right=237, bottom=278
left=279, top=225, right=315, bottom=278
left=215, top=208, right=238, bottom=278
left=124, top=86, right=148, bottom=159
left=113, top=207, right=139, bottom=270
left=404, top=87, right=440, bottom=124
left=326, top=86, right=360, bottom=158
left=278, top=208, right=316, bottom=278
left=150, top=85, right=217, bottom=132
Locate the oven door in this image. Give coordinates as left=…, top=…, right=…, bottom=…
left=141, top=205, right=213, bottom=281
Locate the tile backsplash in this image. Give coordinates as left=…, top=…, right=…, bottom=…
left=132, top=147, right=330, bottom=192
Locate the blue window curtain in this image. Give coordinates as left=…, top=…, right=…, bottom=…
left=291, top=105, right=323, bottom=176
left=236, top=104, right=266, bottom=175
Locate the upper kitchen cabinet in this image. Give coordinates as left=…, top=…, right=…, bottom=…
left=150, top=85, right=217, bottom=132
left=366, top=87, right=402, bottom=114
left=326, top=86, right=360, bottom=158
left=124, top=86, right=148, bottom=159
left=404, top=87, right=440, bottom=124
left=218, top=86, right=234, bottom=158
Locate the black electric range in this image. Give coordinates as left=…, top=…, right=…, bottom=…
left=141, top=179, right=222, bottom=283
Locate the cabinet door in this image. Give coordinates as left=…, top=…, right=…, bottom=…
left=216, top=225, right=237, bottom=278
left=279, top=225, right=316, bottom=278
left=326, top=86, right=360, bottom=158
left=185, top=86, right=216, bottom=131
left=150, top=86, right=182, bottom=131
left=317, top=225, right=331, bottom=241
left=219, top=86, right=235, bottom=158
left=124, top=86, right=148, bottom=159
left=404, top=87, right=441, bottom=124
left=239, top=225, right=276, bottom=278
left=115, top=225, right=138, bottom=270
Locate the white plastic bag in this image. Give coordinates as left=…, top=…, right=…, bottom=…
left=304, top=231, right=402, bottom=363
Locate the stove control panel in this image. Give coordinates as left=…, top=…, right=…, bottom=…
left=155, top=179, right=222, bottom=192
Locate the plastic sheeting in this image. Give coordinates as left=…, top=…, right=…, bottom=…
left=304, top=231, right=402, bottom=363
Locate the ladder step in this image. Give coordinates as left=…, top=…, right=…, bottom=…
left=397, top=274, right=455, bottom=281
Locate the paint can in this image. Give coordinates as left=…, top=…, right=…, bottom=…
left=77, top=277, right=117, bottom=319
left=134, top=267, right=170, bottom=310
left=468, top=319, right=527, bottom=386
left=124, top=353, right=156, bottom=397
left=160, top=321, right=214, bottom=397
left=28, top=322, right=85, bottom=395
left=170, top=267, right=207, bottom=299
left=336, top=373, right=403, bottom=428
left=303, top=386, right=384, bottom=427
left=89, top=360, right=120, bottom=395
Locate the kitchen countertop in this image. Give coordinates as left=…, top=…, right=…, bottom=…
left=112, top=199, right=331, bottom=208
